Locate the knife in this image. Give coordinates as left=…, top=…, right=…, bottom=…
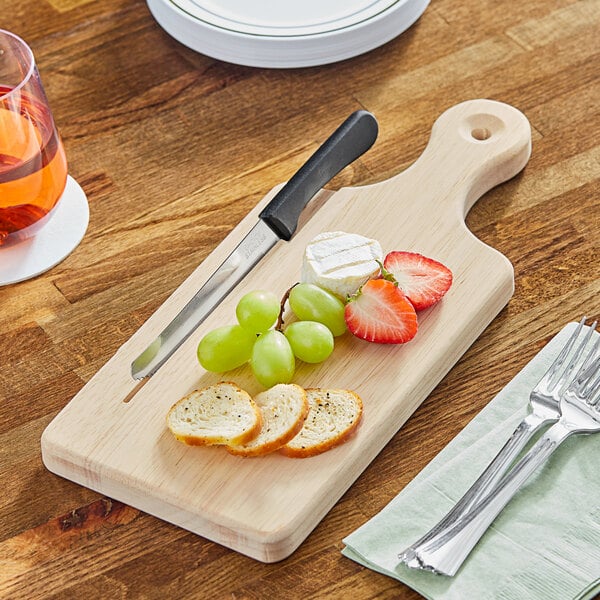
left=131, top=110, right=378, bottom=380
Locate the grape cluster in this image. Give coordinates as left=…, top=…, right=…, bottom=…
left=197, top=284, right=346, bottom=387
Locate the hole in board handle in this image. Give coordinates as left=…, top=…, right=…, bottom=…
left=471, top=127, right=492, bottom=141
left=462, top=113, right=505, bottom=142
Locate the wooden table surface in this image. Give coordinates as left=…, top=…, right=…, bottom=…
left=1, top=0, right=598, bottom=598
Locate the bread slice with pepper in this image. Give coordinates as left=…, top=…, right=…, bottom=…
left=280, top=388, right=362, bottom=458
left=227, top=383, right=308, bottom=457
left=166, top=381, right=262, bottom=446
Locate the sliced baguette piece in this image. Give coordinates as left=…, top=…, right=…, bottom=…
left=227, top=383, right=309, bottom=457
left=167, top=382, right=262, bottom=446
left=280, top=388, right=362, bottom=458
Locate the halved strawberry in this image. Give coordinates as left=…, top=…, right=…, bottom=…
left=344, top=278, right=418, bottom=344
left=383, top=251, right=452, bottom=310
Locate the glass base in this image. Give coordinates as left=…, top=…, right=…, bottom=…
left=0, top=175, right=89, bottom=286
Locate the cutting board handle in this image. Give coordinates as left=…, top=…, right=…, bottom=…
left=381, top=99, right=532, bottom=219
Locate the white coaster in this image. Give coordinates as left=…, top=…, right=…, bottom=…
left=0, top=175, right=89, bottom=286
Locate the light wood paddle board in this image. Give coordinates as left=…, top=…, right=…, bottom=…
left=42, top=99, right=531, bottom=562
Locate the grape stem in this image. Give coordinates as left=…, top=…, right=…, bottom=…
left=276, top=282, right=299, bottom=331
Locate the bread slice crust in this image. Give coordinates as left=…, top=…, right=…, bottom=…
left=280, top=388, right=362, bottom=458
left=166, top=381, right=262, bottom=446
left=227, top=383, right=309, bottom=457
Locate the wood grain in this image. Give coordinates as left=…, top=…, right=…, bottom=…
left=0, top=0, right=598, bottom=596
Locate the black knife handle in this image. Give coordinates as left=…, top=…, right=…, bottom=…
left=259, top=110, right=378, bottom=241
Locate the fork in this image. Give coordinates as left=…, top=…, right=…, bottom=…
left=399, top=318, right=598, bottom=559
left=399, top=348, right=600, bottom=576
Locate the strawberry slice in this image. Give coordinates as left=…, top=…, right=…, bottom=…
left=344, top=278, right=418, bottom=344
left=383, top=251, right=452, bottom=310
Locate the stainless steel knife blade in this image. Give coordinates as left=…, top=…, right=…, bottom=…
left=131, top=220, right=279, bottom=379
left=131, top=110, right=378, bottom=380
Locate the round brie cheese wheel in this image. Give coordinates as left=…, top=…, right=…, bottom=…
left=300, top=231, right=383, bottom=298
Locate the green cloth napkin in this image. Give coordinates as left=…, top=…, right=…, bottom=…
left=343, top=322, right=600, bottom=600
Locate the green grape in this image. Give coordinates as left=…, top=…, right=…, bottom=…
left=236, top=290, right=280, bottom=334
left=288, top=283, right=347, bottom=336
left=197, top=324, right=256, bottom=372
left=251, top=329, right=295, bottom=388
left=284, top=321, right=334, bottom=363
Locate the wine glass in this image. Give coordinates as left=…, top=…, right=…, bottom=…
left=0, top=29, right=88, bottom=285
left=0, top=29, right=68, bottom=245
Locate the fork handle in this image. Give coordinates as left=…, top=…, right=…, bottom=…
left=402, top=420, right=572, bottom=576
left=400, top=412, right=549, bottom=555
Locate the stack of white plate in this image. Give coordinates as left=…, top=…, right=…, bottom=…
left=147, top=0, right=430, bottom=68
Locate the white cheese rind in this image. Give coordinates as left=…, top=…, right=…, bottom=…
left=300, top=231, right=383, bottom=298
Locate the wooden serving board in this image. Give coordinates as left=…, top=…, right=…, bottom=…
left=42, top=99, right=531, bottom=562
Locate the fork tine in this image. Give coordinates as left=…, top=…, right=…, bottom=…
left=584, top=359, right=600, bottom=406
left=545, top=316, right=591, bottom=390
left=542, top=317, right=585, bottom=383
left=556, top=320, right=599, bottom=395
left=571, top=354, right=600, bottom=404
left=581, top=334, right=600, bottom=372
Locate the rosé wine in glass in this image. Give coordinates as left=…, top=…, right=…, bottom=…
left=0, top=29, right=67, bottom=246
